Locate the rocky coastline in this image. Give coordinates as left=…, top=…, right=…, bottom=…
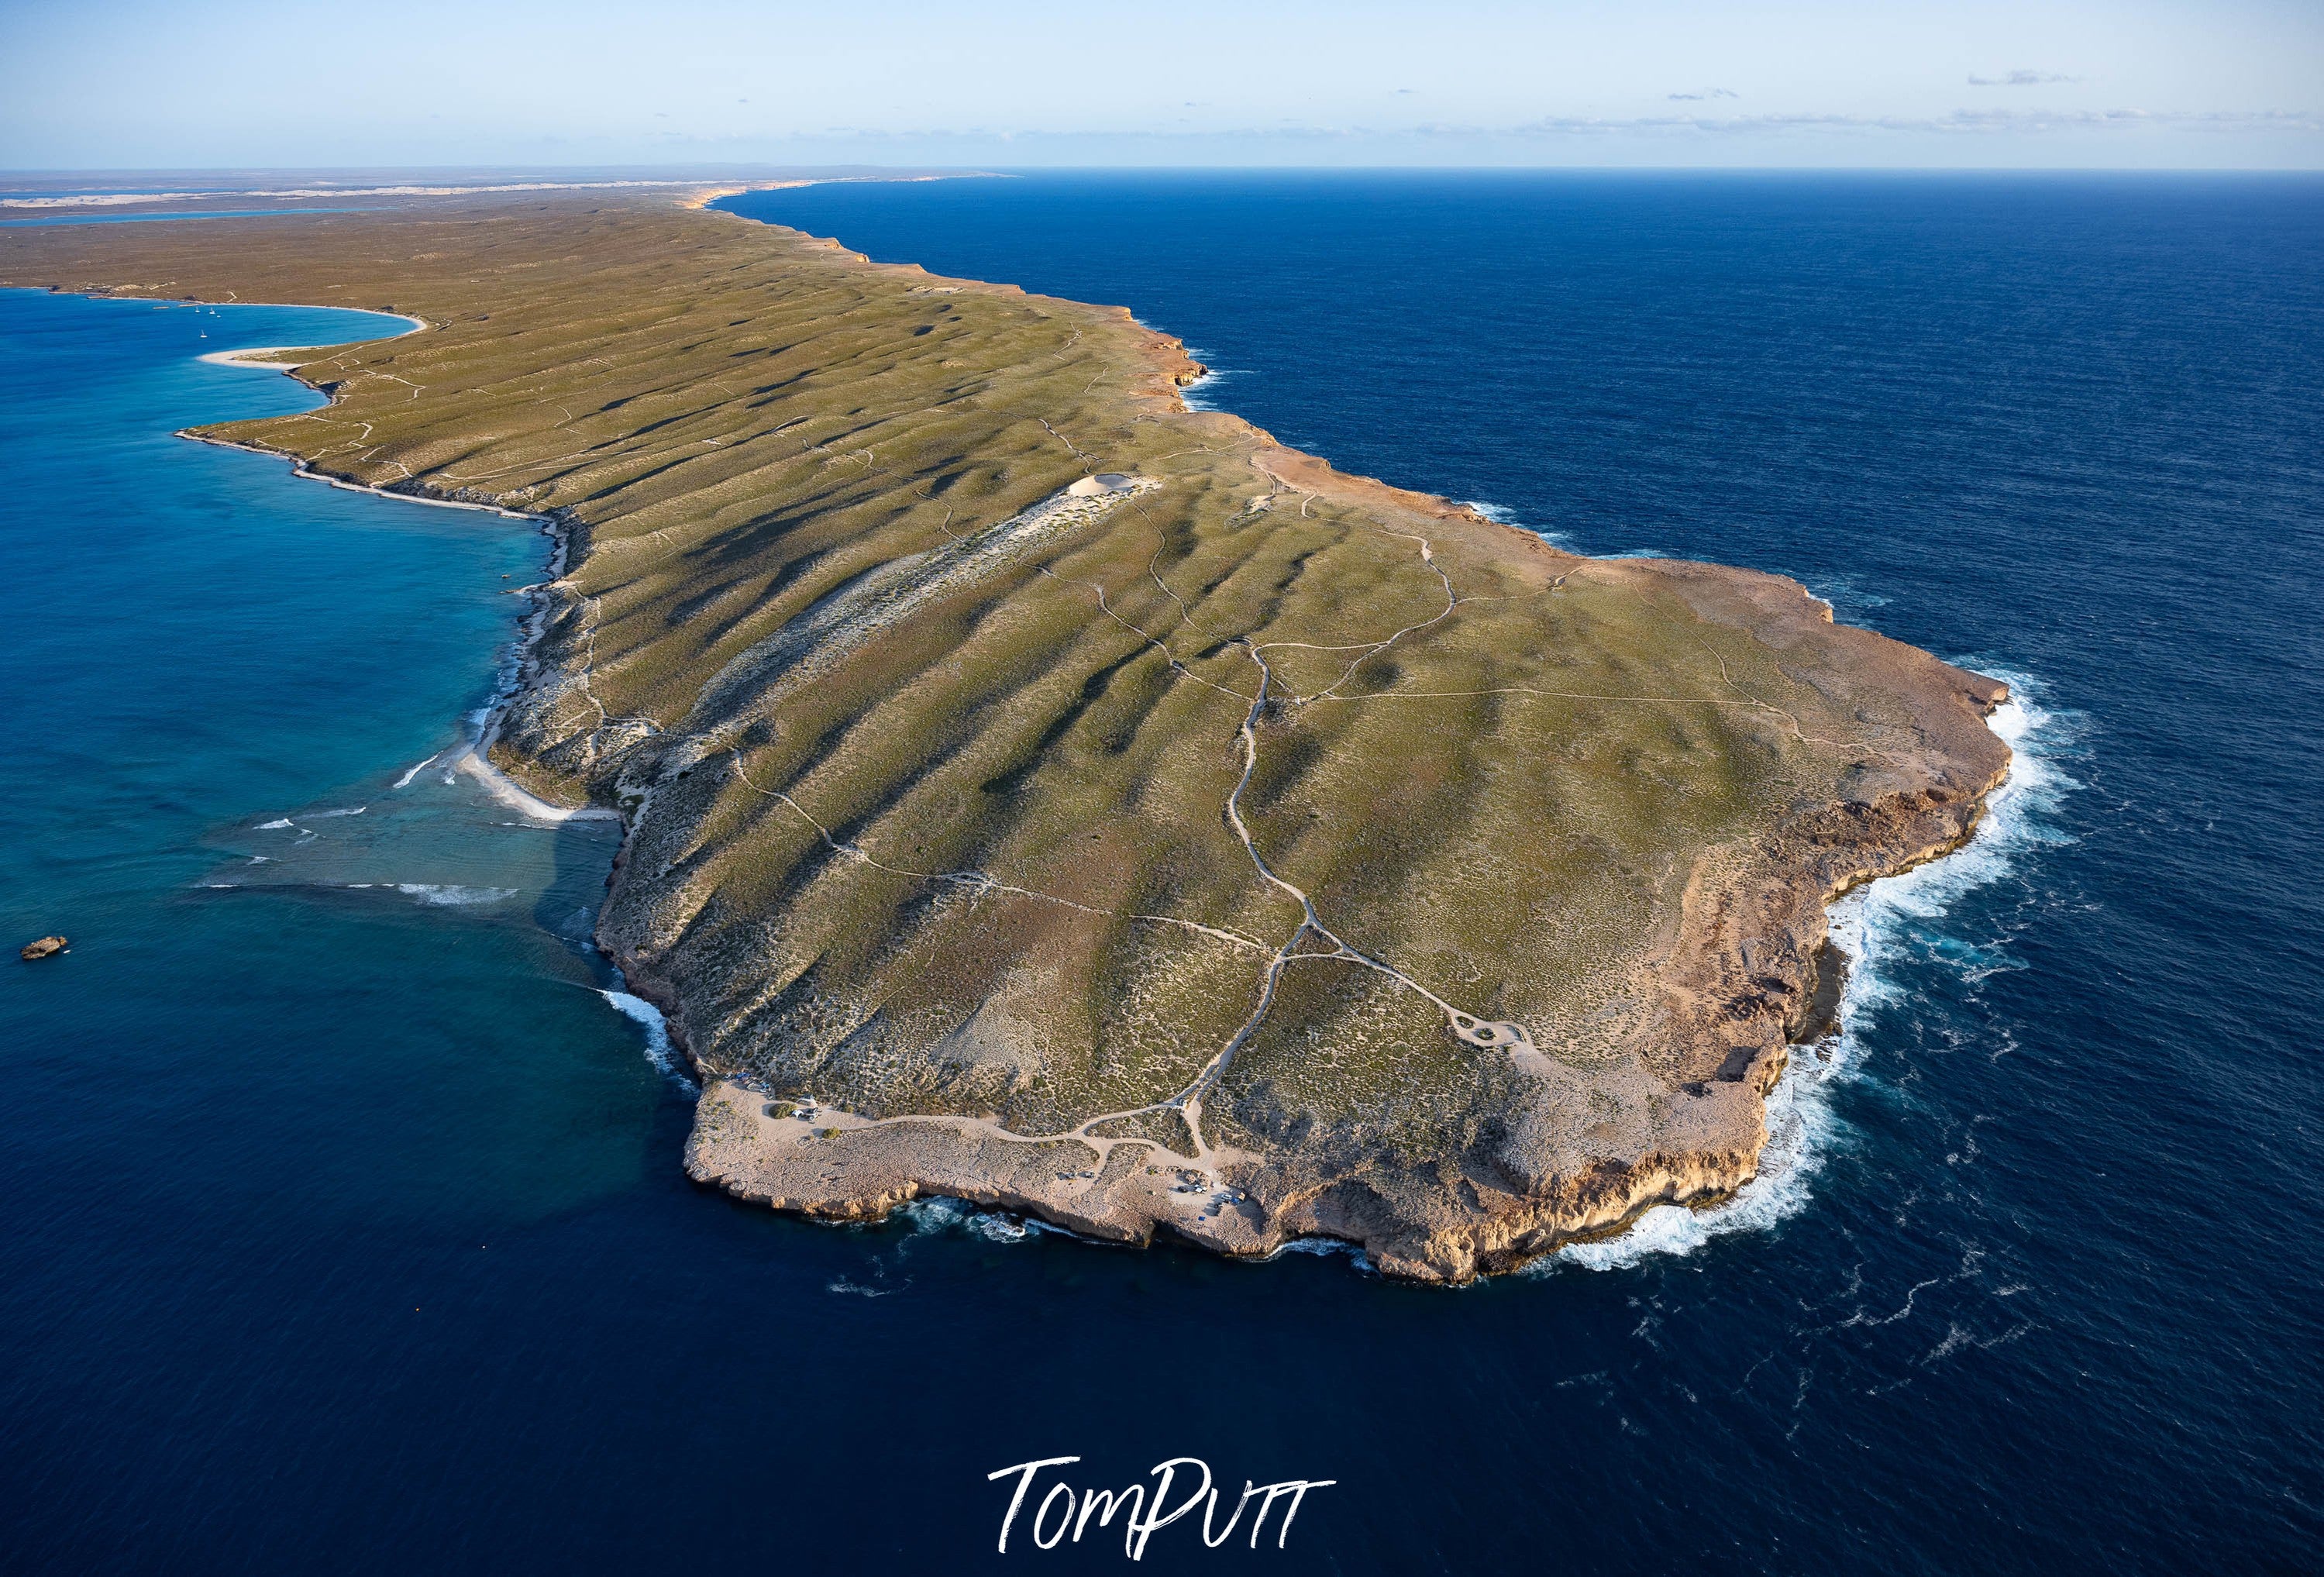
left=2, top=196, right=2011, bottom=1281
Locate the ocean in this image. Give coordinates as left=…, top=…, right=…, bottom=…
left=4, top=171, right=2320, bottom=1572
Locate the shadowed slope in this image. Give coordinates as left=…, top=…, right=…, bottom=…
left=2, top=195, right=2007, bottom=1279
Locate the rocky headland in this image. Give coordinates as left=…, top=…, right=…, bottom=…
left=1, top=191, right=2009, bottom=1280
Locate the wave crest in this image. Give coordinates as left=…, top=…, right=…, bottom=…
left=1544, top=670, right=2078, bottom=1275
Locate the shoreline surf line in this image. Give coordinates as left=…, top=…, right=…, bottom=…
left=196, top=318, right=427, bottom=361
left=190, top=335, right=617, bottom=826
left=1537, top=679, right=2062, bottom=1275
left=134, top=222, right=2016, bottom=1279
left=183, top=429, right=545, bottom=519
left=197, top=306, right=427, bottom=329
left=672, top=200, right=2023, bottom=1277
left=708, top=679, right=2033, bottom=1281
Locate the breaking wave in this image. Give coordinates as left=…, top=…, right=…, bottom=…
left=1465, top=497, right=1672, bottom=559
left=1464, top=498, right=1577, bottom=553
left=393, top=883, right=518, bottom=907
left=897, top=1197, right=1039, bottom=1242
left=1544, top=670, right=2076, bottom=1275
left=1267, top=1236, right=1372, bottom=1269
left=598, top=986, right=697, bottom=1093
left=1176, top=345, right=1246, bottom=412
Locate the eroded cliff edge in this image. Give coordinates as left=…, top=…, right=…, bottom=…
left=1, top=193, right=2008, bottom=1281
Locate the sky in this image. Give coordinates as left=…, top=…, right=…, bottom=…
left=3, top=0, right=2320, bottom=170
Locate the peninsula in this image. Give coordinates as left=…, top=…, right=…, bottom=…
left=0, top=189, right=2009, bottom=1281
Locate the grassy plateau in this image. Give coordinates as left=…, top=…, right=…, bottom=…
left=1, top=189, right=2009, bottom=1279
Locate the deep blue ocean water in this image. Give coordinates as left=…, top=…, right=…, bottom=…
left=5, top=173, right=2322, bottom=1573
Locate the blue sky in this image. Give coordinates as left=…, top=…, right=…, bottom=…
left=3, top=0, right=2319, bottom=170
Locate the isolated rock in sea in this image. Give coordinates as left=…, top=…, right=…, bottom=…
left=20, top=935, right=69, bottom=961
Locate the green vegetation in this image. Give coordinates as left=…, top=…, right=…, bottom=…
left=1, top=194, right=2008, bottom=1275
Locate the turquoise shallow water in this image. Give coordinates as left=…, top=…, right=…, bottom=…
left=0, top=291, right=663, bottom=1222
left=6, top=173, right=2324, bottom=1574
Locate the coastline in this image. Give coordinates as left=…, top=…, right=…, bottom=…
left=5, top=171, right=1001, bottom=214
left=185, top=341, right=617, bottom=827
left=1234, top=708, right=2026, bottom=1276
left=1547, top=688, right=2040, bottom=1272
left=12, top=203, right=2014, bottom=1280
left=663, top=201, right=2015, bottom=1276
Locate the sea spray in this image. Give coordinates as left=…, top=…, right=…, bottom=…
left=1265, top=1235, right=1374, bottom=1270
left=1177, top=346, right=1247, bottom=413
left=1545, top=673, right=2077, bottom=1274
left=1463, top=498, right=1578, bottom=554
left=599, top=986, right=697, bottom=1093
left=1463, top=497, right=1665, bottom=559
left=394, top=883, right=518, bottom=907
left=898, top=1196, right=1038, bottom=1243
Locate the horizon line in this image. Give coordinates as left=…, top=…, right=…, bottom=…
left=9, top=162, right=2324, bottom=177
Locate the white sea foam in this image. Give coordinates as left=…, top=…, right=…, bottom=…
left=1465, top=499, right=1658, bottom=557
left=255, top=818, right=293, bottom=830
left=1464, top=498, right=1573, bottom=552
left=1179, top=352, right=1247, bottom=413
left=1543, top=670, right=2074, bottom=1275
left=900, top=1197, right=1035, bottom=1242
left=599, top=986, right=697, bottom=1092
left=394, top=883, right=518, bottom=906
left=1552, top=1039, right=1848, bottom=1273
left=1267, top=1236, right=1373, bottom=1270
left=1797, top=573, right=1894, bottom=625
left=452, top=745, right=619, bottom=824
left=827, top=1278, right=898, bottom=1297
left=392, top=753, right=439, bottom=789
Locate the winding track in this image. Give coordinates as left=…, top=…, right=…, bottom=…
left=549, top=406, right=1843, bottom=1194
left=693, top=439, right=1546, bottom=1183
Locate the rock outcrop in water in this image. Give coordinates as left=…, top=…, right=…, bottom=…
left=0, top=193, right=2009, bottom=1280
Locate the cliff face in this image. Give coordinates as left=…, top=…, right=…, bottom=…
left=671, top=565, right=2006, bottom=1283
left=2, top=195, right=2007, bottom=1280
